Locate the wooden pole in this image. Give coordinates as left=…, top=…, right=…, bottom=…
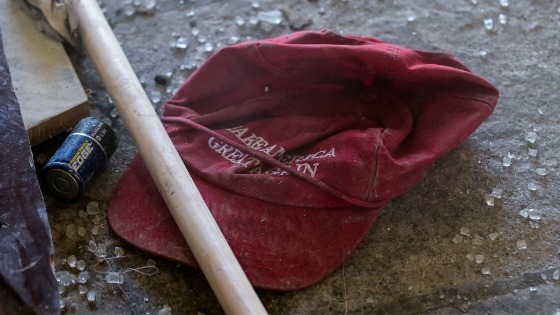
left=68, top=1, right=267, bottom=314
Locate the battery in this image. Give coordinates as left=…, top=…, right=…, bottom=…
left=43, top=117, right=117, bottom=199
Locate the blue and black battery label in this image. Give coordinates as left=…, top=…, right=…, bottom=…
left=43, top=117, right=117, bottom=199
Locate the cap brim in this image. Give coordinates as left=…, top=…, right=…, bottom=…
left=108, top=155, right=382, bottom=291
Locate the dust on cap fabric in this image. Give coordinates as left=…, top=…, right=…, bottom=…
left=108, top=30, right=499, bottom=291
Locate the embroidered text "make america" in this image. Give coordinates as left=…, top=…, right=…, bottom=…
left=206, top=125, right=336, bottom=177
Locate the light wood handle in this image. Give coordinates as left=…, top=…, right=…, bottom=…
left=68, top=1, right=267, bottom=314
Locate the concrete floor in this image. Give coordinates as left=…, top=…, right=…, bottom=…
left=40, top=0, right=559, bottom=314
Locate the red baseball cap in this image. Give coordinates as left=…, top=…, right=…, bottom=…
left=108, top=30, right=498, bottom=291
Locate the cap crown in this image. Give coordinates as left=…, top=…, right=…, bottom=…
left=162, top=30, right=497, bottom=209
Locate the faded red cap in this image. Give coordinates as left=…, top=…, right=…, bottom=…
left=108, top=30, right=498, bottom=290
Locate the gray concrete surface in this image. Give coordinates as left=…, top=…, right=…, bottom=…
left=40, top=0, right=559, bottom=314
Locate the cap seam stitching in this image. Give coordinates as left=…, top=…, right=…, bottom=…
left=451, top=94, right=496, bottom=112
left=367, top=45, right=399, bottom=201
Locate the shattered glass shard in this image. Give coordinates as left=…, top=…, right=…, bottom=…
left=525, top=131, right=538, bottom=143
left=527, top=209, right=542, bottom=220
left=87, top=291, right=96, bottom=302
left=485, top=194, right=495, bottom=206
left=535, top=168, right=547, bottom=176
left=67, top=255, right=77, bottom=268
left=475, top=254, right=484, bottom=264
left=452, top=234, right=463, bottom=244
left=86, top=201, right=100, bottom=215
left=484, top=19, right=494, bottom=31
left=105, top=272, right=124, bottom=284
left=553, top=269, right=560, bottom=281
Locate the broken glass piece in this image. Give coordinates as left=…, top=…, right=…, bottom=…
left=499, top=14, right=507, bottom=25
left=525, top=131, right=537, bottom=143
left=56, top=271, right=77, bottom=287
left=516, top=240, right=527, bottom=250
left=58, top=284, right=65, bottom=295
left=172, top=36, right=188, bottom=50
left=528, top=148, right=538, bottom=157
left=535, top=168, right=547, bottom=176
left=258, top=10, right=283, bottom=25
left=529, top=221, right=540, bottom=229
left=475, top=254, right=484, bottom=264
left=499, top=0, right=509, bottom=7
left=484, top=19, right=493, bottom=31
left=79, top=210, right=88, bottom=218
left=229, top=36, right=240, bottom=44
left=502, top=155, right=512, bottom=167
left=66, top=224, right=76, bottom=239
left=76, top=260, right=86, bottom=271
left=96, top=243, right=108, bottom=258
left=235, top=16, right=245, bottom=26
left=489, top=233, right=499, bottom=241
left=452, top=234, right=463, bottom=244
left=479, top=50, right=488, bottom=59
left=485, top=195, right=495, bottom=206
left=67, top=255, right=77, bottom=268
left=473, top=236, right=484, bottom=245
left=78, top=271, right=90, bottom=284
left=481, top=267, right=491, bottom=275
left=79, top=285, right=88, bottom=295
left=490, top=188, right=503, bottom=199
left=460, top=227, right=471, bottom=237
left=157, top=305, right=172, bottom=315
left=197, top=35, right=207, bottom=44
left=150, top=90, right=162, bottom=104
left=553, top=269, right=560, bottom=281
left=527, top=209, right=542, bottom=220
left=115, top=247, right=125, bottom=257
left=541, top=273, right=547, bottom=281
left=405, top=10, right=417, bottom=22
left=87, top=291, right=96, bottom=302
left=142, top=0, right=156, bottom=12
left=248, top=16, right=259, bottom=26
left=166, top=86, right=178, bottom=96
left=86, top=201, right=100, bottom=215
left=204, top=42, right=214, bottom=53
left=105, top=272, right=124, bottom=284
left=78, top=226, right=87, bottom=237
left=109, top=108, right=119, bottom=118
left=527, top=182, right=538, bottom=191
left=466, top=254, right=474, bottom=261
left=123, top=4, right=136, bottom=17
left=92, top=226, right=100, bottom=235
left=519, top=208, right=529, bottom=218
left=88, top=240, right=97, bottom=253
